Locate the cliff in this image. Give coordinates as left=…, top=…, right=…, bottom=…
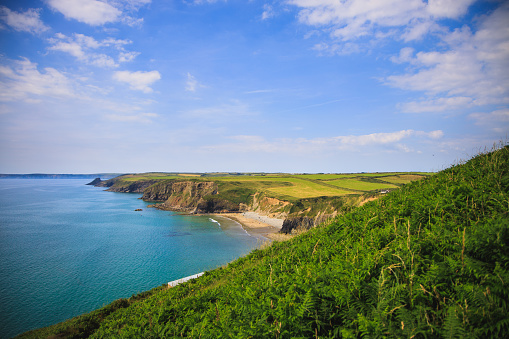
left=153, top=181, right=219, bottom=213
left=106, top=180, right=158, bottom=193
left=279, top=213, right=337, bottom=234
left=143, top=181, right=292, bottom=215
left=86, top=178, right=102, bottom=186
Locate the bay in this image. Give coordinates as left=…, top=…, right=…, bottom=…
left=0, top=179, right=259, bottom=338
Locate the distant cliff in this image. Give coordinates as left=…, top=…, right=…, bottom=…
left=92, top=176, right=157, bottom=193
left=86, top=178, right=102, bottom=185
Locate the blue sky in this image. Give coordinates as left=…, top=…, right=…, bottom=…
left=0, top=0, right=507, bottom=174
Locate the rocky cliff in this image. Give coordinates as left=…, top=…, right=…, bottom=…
left=250, top=192, right=291, bottom=219
left=279, top=213, right=337, bottom=234
left=155, top=181, right=219, bottom=213
left=142, top=180, right=179, bottom=201
left=106, top=180, right=158, bottom=193
left=86, top=178, right=102, bottom=186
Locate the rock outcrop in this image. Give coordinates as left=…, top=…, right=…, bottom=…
left=280, top=216, right=315, bottom=234
left=280, top=213, right=336, bottom=234
left=86, top=178, right=102, bottom=185
left=251, top=193, right=291, bottom=219
left=194, top=197, right=241, bottom=214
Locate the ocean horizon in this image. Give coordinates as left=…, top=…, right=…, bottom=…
left=0, top=179, right=260, bottom=338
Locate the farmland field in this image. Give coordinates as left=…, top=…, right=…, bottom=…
left=379, top=174, right=428, bottom=184
left=327, top=178, right=398, bottom=191
left=264, top=178, right=353, bottom=199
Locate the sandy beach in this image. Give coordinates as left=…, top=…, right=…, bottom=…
left=212, top=212, right=285, bottom=240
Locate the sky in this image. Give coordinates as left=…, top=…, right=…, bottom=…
left=0, top=0, right=508, bottom=174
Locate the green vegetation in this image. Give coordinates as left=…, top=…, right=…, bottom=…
left=21, top=146, right=509, bottom=338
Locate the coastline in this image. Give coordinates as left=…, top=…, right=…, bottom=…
left=211, top=212, right=284, bottom=241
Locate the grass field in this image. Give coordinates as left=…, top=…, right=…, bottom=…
left=264, top=177, right=354, bottom=199
left=117, top=173, right=200, bottom=181
left=379, top=174, right=429, bottom=184
left=327, top=178, right=398, bottom=191
left=110, top=172, right=430, bottom=199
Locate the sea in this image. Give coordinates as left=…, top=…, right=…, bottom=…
left=0, top=179, right=261, bottom=338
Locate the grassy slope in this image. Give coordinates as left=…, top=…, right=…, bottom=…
left=21, top=146, right=509, bottom=338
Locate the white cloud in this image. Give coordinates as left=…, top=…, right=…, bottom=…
left=0, top=58, right=77, bottom=103
left=390, top=47, right=415, bottom=64
left=399, top=97, right=474, bottom=113
left=244, top=89, right=276, bottom=94
left=120, top=0, right=152, bottom=10
left=426, top=0, right=473, bottom=18
left=288, top=0, right=474, bottom=41
left=118, top=51, right=140, bottom=62
left=46, top=0, right=151, bottom=26
left=48, top=33, right=139, bottom=68
left=47, top=0, right=121, bottom=25
left=0, top=6, right=49, bottom=34
left=185, top=73, right=199, bottom=92
left=113, top=70, right=161, bottom=93
left=204, top=129, right=443, bottom=154
left=105, top=112, right=158, bottom=123
left=262, top=4, right=275, bottom=20
left=287, top=0, right=476, bottom=57
left=181, top=100, right=256, bottom=119
left=401, top=19, right=439, bottom=41
left=312, top=41, right=360, bottom=55
left=386, top=3, right=509, bottom=113
left=469, top=109, right=509, bottom=133
left=328, top=129, right=442, bottom=146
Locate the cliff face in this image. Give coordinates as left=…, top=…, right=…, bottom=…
left=251, top=193, right=291, bottom=219
left=280, top=216, right=314, bottom=234
left=142, top=180, right=178, bottom=201
left=152, top=181, right=222, bottom=213
left=162, top=181, right=217, bottom=212
left=106, top=180, right=158, bottom=193
left=280, top=213, right=337, bottom=234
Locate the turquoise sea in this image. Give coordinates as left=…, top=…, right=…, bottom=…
left=0, top=179, right=260, bottom=338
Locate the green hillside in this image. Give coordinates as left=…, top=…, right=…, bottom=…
left=19, top=146, right=508, bottom=338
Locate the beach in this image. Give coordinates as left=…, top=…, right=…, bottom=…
left=212, top=211, right=285, bottom=240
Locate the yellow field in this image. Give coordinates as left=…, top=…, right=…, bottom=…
left=265, top=178, right=354, bottom=199
left=328, top=178, right=398, bottom=191
left=380, top=174, right=427, bottom=185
